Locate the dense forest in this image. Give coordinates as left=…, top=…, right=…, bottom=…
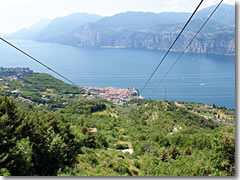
left=0, top=73, right=235, bottom=176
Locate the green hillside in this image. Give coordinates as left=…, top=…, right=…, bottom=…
left=0, top=73, right=85, bottom=110
left=0, top=73, right=235, bottom=176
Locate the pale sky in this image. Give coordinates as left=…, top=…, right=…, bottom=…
left=0, top=0, right=235, bottom=34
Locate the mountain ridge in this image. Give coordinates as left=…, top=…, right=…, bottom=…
left=4, top=4, right=235, bottom=55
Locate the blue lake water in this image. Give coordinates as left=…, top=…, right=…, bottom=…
left=0, top=40, right=235, bottom=108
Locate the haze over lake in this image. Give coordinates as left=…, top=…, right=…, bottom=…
left=0, top=40, right=235, bottom=108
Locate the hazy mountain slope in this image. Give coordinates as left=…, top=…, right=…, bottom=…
left=194, top=4, right=235, bottom=24
left=3, top=19, right=51, bottom=40
left=4, top=13, right=102, bottom=41
left=35, top=13, right=102, bottom=42
left=94, top=11, right=190, bottom=28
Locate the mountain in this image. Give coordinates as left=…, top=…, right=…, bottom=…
left=94, top=11, right=190, bottom=28
left=35, top=13, right=102, bottom=42
left=3, top=19, right=51, bottom=40
left=194, top=4, right=235, bottom=24
left=59, top=4, right=235, bottom=55
left=4, top=4, right=235, bottom=55
left=5, top=13, right=102, bottom=41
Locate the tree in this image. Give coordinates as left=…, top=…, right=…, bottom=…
left=0, top=96, right=23, bottom=175
left=0, top=96, right=82, bottom=175
left=210, top=129, right=235, bottom=176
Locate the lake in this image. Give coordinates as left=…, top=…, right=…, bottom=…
left=0, top=40, right=235, bottom=108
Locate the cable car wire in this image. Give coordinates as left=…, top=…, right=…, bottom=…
left=140, top=0, right=204, bottom=94
left=156, top=0, right=224, bottom=88
left=0, top=37, right=79, bottom=87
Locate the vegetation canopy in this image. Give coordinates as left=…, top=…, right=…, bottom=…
left=0, top=72, right=235, bottom=176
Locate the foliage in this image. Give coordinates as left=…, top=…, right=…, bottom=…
left=0, top=168, right=11, bottom=176
left=0, top=73, right=235, bottom=176
left=0, top=96, right=83, bottom=175
left=5, top=73, right=85, bottom=109
left=62, top=99, right=106, bottom=114
left=209, top=127, right=235, bottom=176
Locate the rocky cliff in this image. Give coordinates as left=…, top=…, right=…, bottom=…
left=59, top=22, right=235, bottom=55
left=57, top=4, right=235, bottom=56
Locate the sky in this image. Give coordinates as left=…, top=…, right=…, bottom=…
left=0, top=0, right=235, bottom=35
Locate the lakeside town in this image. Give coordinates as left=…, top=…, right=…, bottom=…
left=82, top=86, right=143, bottom=104
left=0, top=67, right=235, bottom=126
left=0, top=67, right=143, bottom=105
